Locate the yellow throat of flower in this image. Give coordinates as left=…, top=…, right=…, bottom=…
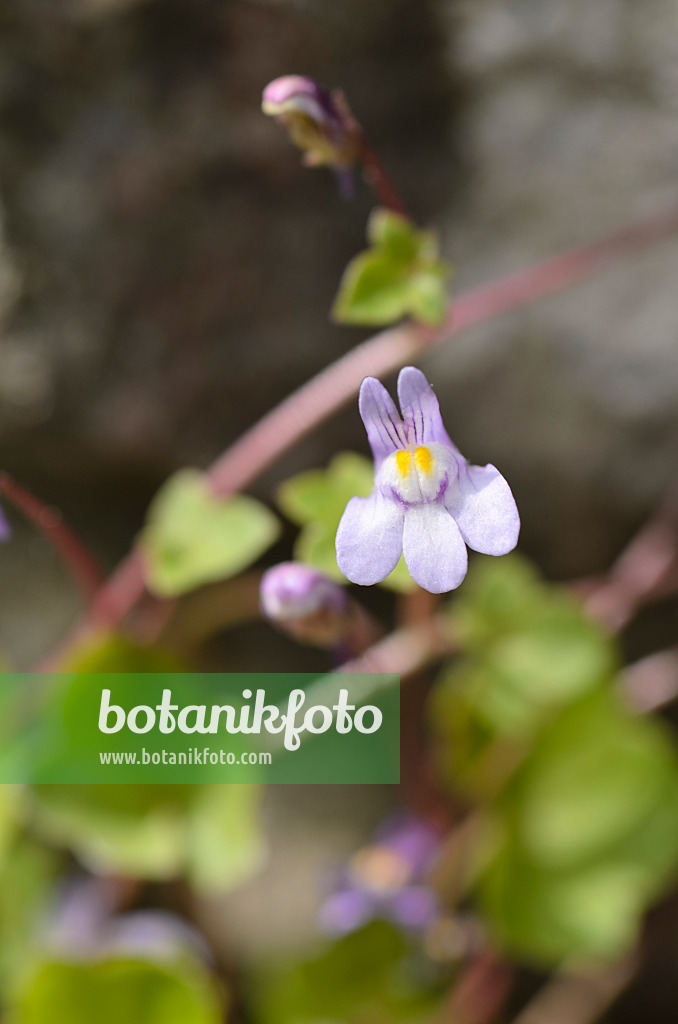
left=395, top=446, right=434, bottom=478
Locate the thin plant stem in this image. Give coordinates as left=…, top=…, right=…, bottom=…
left=508, top=956, right=637, bottom=1024
left=0, top=473, right=104, bottom=603
left=332, top=89, right=411, bottom=217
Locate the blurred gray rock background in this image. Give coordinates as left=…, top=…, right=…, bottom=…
left=0, top=0, right=677, bottom=663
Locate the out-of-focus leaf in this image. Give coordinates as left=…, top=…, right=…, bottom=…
left=254, top=921, right=442, bottom=1024
left=479, top=840, right=644, bottom=965
left=429, top=556, right=618, bottom=797
left=28, top=784, right=265, bottom=891
left=451, top=555, right=588, bottom=652
left=60, top=636, right=186, bottom=673
left=332, top=209, right=451, bottom=327
left=477, top=691, right=678, bottom=965
left=141, top=469, right=280, bottom=598
left=9, top=957, right=222, bottom=1024
left=0, top=837, right=57, bottom=997
left=29, top=786, right=189, bottom=880
left=511, top=690, right=678, bottom=871
left=277, top=452, right=414, bottom=593
left=0, top=785, right=20, bottom=862
left=187, top=785, right=265, bottom=891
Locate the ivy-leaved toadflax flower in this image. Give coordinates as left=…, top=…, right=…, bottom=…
left=336, top=367, right=520, bottom=593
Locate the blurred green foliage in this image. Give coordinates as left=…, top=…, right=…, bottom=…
left=141, top=469, right=280, bottom=598
left=430, top=555, right=678, bottom=965
left=332, top=210, right=451, bottom=327
left=28, top=783, right=264, bottom=890
left=254, top=921, right=443, bottom=1024
left=277, top=451, right=414, bottom=592
left=0, top=835, right=57, bottom=998
left=8, top=957, right=222, bottom=1024
left=63, top=636, right=187, bottom=674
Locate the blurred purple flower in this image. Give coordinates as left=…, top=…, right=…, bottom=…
left=260, top=562, right=349, bottom=647
left=336, top=367, right=520, bottom=594
left=0, top=505, right=11, bottom=541
left=46, top=880, right=209, bottom=964
left=319, top=814, right=442, bottom=936
left=262, top=75, right=357, bottom=197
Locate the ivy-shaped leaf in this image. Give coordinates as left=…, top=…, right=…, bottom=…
left=332, top=209, right=451, bottom=327
left=141, top=470, right=280, bottom=598
left=277, top=452, right=414, bottom=593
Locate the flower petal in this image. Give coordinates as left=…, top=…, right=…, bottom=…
left=390, top=887, right=439, bottom=931
left=320, top=889, right=375, bottom=935
left=336, top=492, right=404, bottom=585
left=402, top=503, right=468, bottom=593
left=397, top=366, right=457, bottom=449
left=447, top=463, right=520, bottom=555
left=359, top=377, right=407, bottom=468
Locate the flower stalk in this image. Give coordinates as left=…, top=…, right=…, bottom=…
left=0, top=473, right=104, bottom=603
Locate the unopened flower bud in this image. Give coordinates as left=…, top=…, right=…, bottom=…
left=262, top=76, right=357, bottom=196
left=260, top=562, right=349, bottom=647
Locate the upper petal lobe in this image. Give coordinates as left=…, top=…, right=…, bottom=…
left=359, top=377, right=408, bottom=469
left=397, top=366, right=457, bottom=450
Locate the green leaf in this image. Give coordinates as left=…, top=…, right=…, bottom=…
left=28, top=783, right=265, bottom=890
left=407, top=265, right=449, bottom=326
left=437, top=555, right=617, bottom=736
left=186, top=785, right=265, bottom=891
left=512, top=691, right=678, bottom=871
left=429, top=558, right=618, bottom=801
left=60, top=636, right=186, bottom=673
left=277, top=452, right=415, bottom=593
left=10, top=957, right=222, bottom=1024
left=141, top=470, right=280, bottom=598
left=367, top=208, right=423, bottom=259
left=0, top=836, right=57, bottom=998
left=479, top=840, right=645, bottom=965
left=254, top=921, right=442, bottom=1024
left=451, top=554, right=562, bottom=650
left=29, top=785, right=189, bottom=880
left=476, top=691, right=678, bottom=965
left=278, top=452, right=373, bottom=527
left=332, top=209, right=451, bottom=327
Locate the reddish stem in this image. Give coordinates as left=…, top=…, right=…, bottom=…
left=332, top=89, right=410, bottom=217
left=357, top=139, right=410, bottom=217
left=443, top=949, right=513, bottom=1024
left=41, top=199, right=678, bottom=665
left=579, top=480, right=678, bottom=631
left=0, top=473, right=104, bottom=603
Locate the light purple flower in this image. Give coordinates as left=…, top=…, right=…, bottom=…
left=262, top=76, right=357, bottom=196
left=319, top=814, right=441, bottom=936
left=336, top=367, right=520, bottom=594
